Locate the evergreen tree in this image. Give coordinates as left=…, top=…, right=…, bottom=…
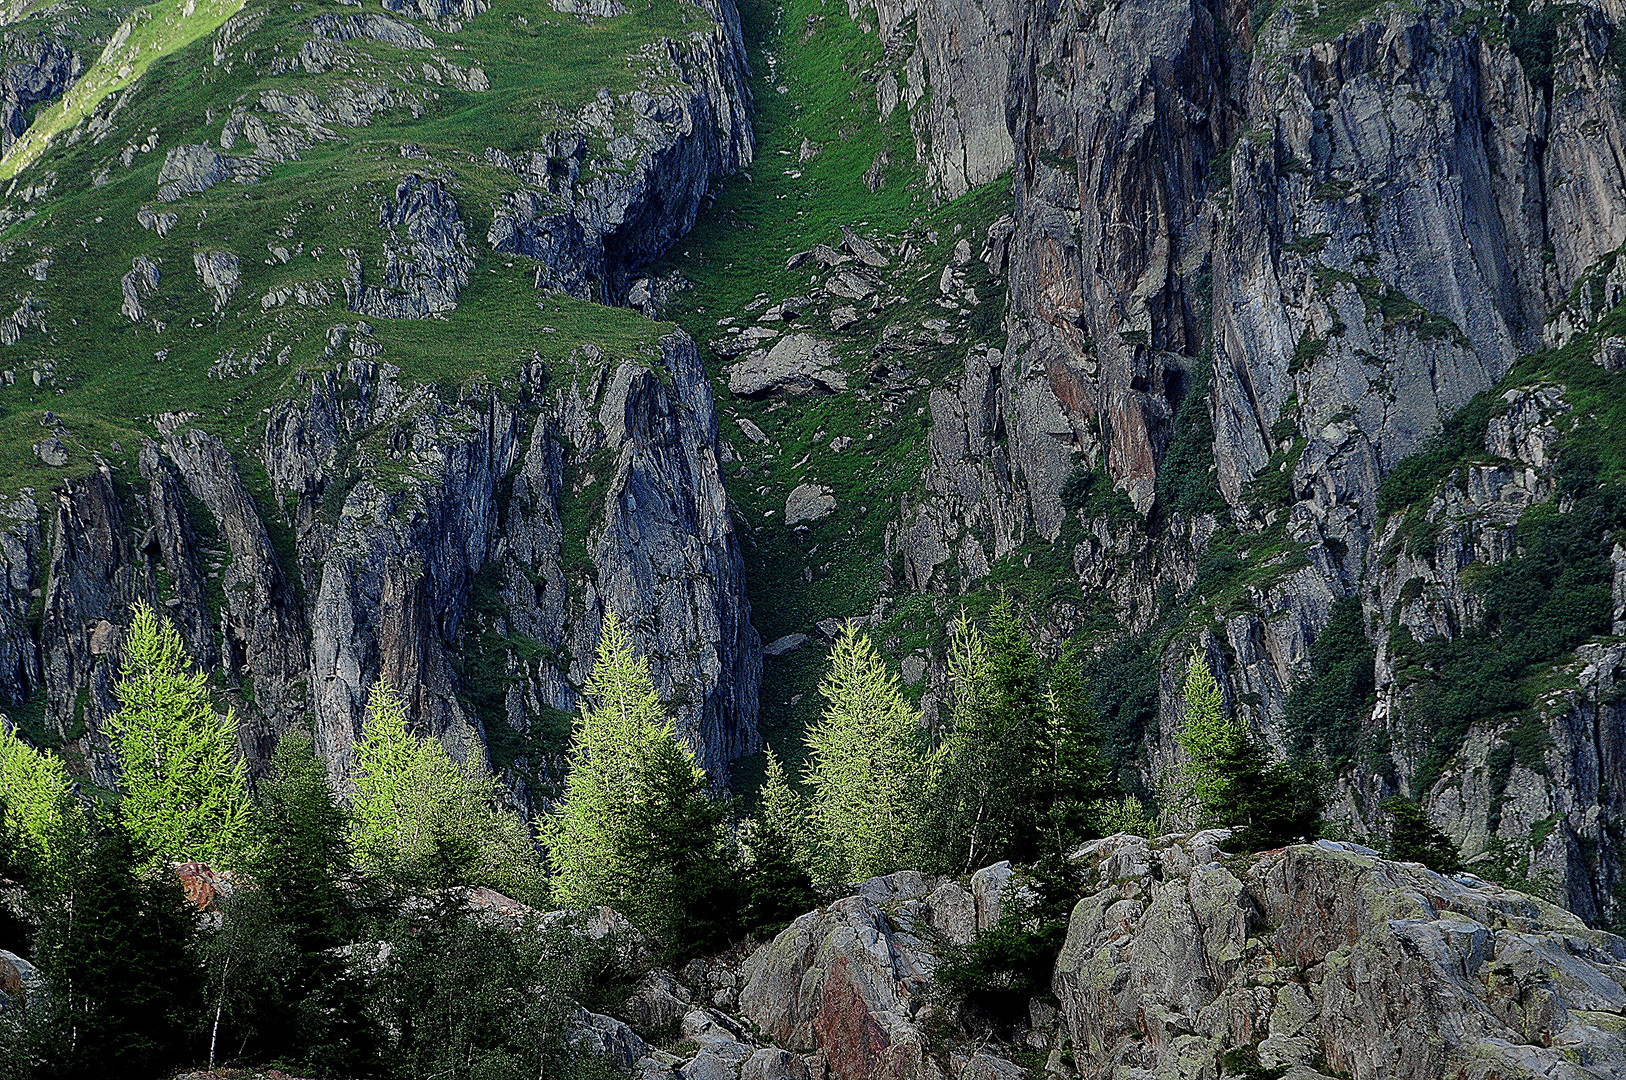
left=740, top=747, right=817, bottom=936
left=1174, top=647, right=1320, bottom=851
left=350, top=680, right=540, bottom=900
left=1042, top=648, right=1114, bottom=850
left=927, top=603, right=1073, bottom=871
left=199, top=729, right=373, bottom=1070
left=251, top=730, right=351, bottom=953
left=109, top=604, right=249, bottom=868
left=542, top=613, right=736, bottom=947
left=1382, top=796, right=1461, bottom=874
left=619, top=735, right=737, bottom=952
left=0, top=725, right=84, bottom=890
left=804, top=622, right=925, bottom=881
left=31, top=824, right=200, bottom=1079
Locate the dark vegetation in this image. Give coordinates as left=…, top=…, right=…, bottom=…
left=1382, top=797, right=1461, bottom=874
left=1283, top=597, right=1376, bottom=774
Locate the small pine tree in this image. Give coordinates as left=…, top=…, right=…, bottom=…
left=804, top=622, right=925, bottom=882
left=251, top=730, right=352, bottom=951
left=1174, top=647, right=1320, bottom=851
left=110, top=604, right=249, bottom=868
left=350, top=680, right=539, bottom=900
left=740, top=747, right=817, bottom=936
left=32, top=824, right=200, bottom=1077
left=1382, top=796, right=1461, bottom=874
left=1043, top=648, right=1114, bottom=850
left=0, top=725, right=84, bottom=890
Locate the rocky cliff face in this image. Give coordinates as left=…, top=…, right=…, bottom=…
left=0, top=330, right=757, bottom=795
left=0, top=0, right=759, bottom=794
left=868, top=0, right=1626, bottom=926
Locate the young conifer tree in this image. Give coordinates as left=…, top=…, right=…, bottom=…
left=543, top=612, right=734, bottom=945
left=1174, top=646, right=1320, bottom=850
left=110, top=603, right=249, bottom=867
left=804, top=622, right=925, bottom=882
left=350, top=679, right=539, bottom=899
left=740, top=746, right=817, bottom=935
left=0, top=724, right=85, bottom=887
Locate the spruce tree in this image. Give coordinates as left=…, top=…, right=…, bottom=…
left=1382, top=796, right=1461, bottom=874
left=542, top=612, right=736, bottom=946
left=1174, top=648, right=1320, bottom=851
left=110, top=603, right=249, bottom=868
left=740, top=747, right=817, bottom=936
left=1042, top=648, right=1113, bottom=850
left=350, top=680, right=539, bottom=899
left=31, top=824, right=200, bottom=1078
left=804, top=622, right=925, bottom=881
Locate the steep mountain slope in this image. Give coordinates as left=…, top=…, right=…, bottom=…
left=3, top=0, right=1626, bottom=935
left=646, top=0, right=1626, bottom=927
left=0, top=0, right=759, bottom=800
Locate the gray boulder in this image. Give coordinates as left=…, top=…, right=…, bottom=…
left=784, top=484, right=835, bottom=526
left=1054, top=834, right=1626, bottom=1080
left=727, top=334, right=847, bottom=398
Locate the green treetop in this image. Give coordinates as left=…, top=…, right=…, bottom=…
left=349, top=679, right=539, bottom=900
left=0, top=723, right=85, bottom=886
left=110, top=603, right=249, bottom=868
left=804, top=622, right=926, bottom=882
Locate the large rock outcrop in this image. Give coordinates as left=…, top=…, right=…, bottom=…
left=1056, top=833, right=1626, bottom=1080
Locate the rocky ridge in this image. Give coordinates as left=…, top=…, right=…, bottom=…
left=550, top=835, right=1626, bottom=1080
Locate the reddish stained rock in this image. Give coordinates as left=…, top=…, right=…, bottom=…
left=812, top=956, right=894, bottom=1080
left=171, top=862, right=234, bottom=911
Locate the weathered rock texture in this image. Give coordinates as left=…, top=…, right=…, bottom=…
left=879, top=0, right=1626, bottom=925
left=1056, top=833, right=1626, bottom=1080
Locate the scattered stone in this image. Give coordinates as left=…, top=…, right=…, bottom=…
left=829, top=436, right=851, bottom=451
left=727, top=334, right=847, bottom=397
left=797, top=137, right=820, bottom=162
left=763, top=633, right=810, bottom=657
left=840, top=226, right=890, bottom=267
left=824, top=270, right=877, bottom=301
left=193, top=249, right=241, bottom=312
left=901, top=653, right=927, bottom=684
left=711, top=326, right=782, bottom=358
left=861, top=149, right=890, bottom=193
left=121, top=255, right=161, bottom=321
left=814, top=617, right=845, bottom=640
left=784, top=484, right=835, bottom=525
left=952, top=238, right=973, bottom=265
left=736, top=417, right=770, bottom=444
left=830, top=305, right=859, bottom=331
left=32, top=437, right=66, bottom=467
left=0, top=948, right=41, bottom=1010
left=136, top=207, right=178, bottom=236
left=622, top=969, right=692, bottom=1033
left=310, top=11, right=435, bottom=48
left=812, top=243, right=850, bottom=269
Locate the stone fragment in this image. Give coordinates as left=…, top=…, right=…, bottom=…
left=32, top=437, right=66, bottom=467
left=785, top=484, right=835, bottom=525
